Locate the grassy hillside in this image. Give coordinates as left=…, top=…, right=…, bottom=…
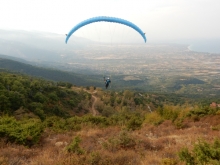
left=0, top=71, right=220, bottom=164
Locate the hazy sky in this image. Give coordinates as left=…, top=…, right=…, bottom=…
left=0, top=0, right=220, bottom=43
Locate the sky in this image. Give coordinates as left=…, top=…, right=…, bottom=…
left=0, top=0, right=220, bottom=43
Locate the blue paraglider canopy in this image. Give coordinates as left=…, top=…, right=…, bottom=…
left=65, top=16, right=147, bottom=43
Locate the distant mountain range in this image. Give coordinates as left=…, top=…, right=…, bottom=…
left=0, top=29, right=94, bottom=61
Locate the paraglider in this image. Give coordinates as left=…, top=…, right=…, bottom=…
left=65, top=16, right=146, bottom=89
left=104, top=77, right=111, bottom=89
left=65, top=16, right=147, bottom=43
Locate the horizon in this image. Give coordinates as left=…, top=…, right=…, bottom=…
left=0, top=29, right=220, bottom=54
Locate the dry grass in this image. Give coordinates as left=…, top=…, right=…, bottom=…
left=1, top=115, right=220, bottom=165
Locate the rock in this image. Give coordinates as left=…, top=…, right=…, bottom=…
left=55, top=141, right=68, bottom=147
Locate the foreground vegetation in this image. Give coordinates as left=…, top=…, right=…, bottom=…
left=1, top=107, right=220, bottom=165
left=0, top=71, right=220, bottom=164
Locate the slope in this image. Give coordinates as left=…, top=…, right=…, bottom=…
left=0, top=57, right=102, bottom=87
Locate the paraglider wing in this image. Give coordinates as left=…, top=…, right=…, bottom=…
left=65, top=16, right=146, bottom=43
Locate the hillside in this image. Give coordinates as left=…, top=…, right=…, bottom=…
left=0, top=57, right=103, bottom=87
left=0, top=71, right=94, bottom=118
left=0, top=71, right=220, bottom=164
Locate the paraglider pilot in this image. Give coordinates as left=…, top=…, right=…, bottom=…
left=104, top=77, right=111, bottom=89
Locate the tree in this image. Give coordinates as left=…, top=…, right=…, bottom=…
left=34, top=92, right=47, bottom=103
left=0, top=95, right=11, bottom=113
left=8, top=91, right=25, bottom=111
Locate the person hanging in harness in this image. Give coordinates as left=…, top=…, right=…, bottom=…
left=104, top=77, right=111, bottom=89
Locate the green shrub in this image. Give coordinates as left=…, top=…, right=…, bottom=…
left=102, top=130, right=136, bottom=152
left=44, top=116, right=68, bottom=132
left=118, top=130, right=136, bottom=149
left=66, top=136, right=84, bottom=155
left=82, top=115, right=109, bottom=126
left=0, top=116, right=43, bottom=146
left=216, top=110, right=220, bottom=115
left=187, top=106, right=218, bottom=117
left=178, top=147, right=195, bottom=165
left=34, top=108, right=46, bottom=121
left=158, top=105, right=180, bottom=122
left=48, top=92, right=59, bottom=101
left=145, top=112, right=164, bottom=126
left=178, top=138, right=220, bottom=165
left=126, top=116, right=143, bottom=130
left=174, top=118, right=184, bottom=129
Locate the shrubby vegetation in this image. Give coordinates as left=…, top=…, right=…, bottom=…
left=0, top=71, right=91, bottom=119
left=0, top=116, right=43, bottom=146
left=1, top=70, right=220, bottom=164
left=179, top=139, right=220, bottom=165
left=44, top=111, right=144, bottom=133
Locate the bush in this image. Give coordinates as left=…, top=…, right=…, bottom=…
left=178, top=138, right=220, bottom=165
left=103, top=130, right=136, bottom=152
left=179, top=147, right=195, bottom=165
left=66, top=136, right=84, bottom=155
left=158, top=105, right=180, bottom=122
left=145, top=112, right=164, bottom=126
left=118, top=130, right=136, bottom=149
left=82, top=115, right=109, bottom=126
left=174, top=118, right=184, bottom=129
left=34, top=108, right=46, bottom=121
left=126, top=116, right=143, bottom=130
left=44, top=116, right=68, bottom=132
left=101, top=105, right=115, bottom=117
left=0, top=116, right=43, bottom=146
left=48, top=92, right=59, bottom=101
left=187, top=106, right=219, bottom=117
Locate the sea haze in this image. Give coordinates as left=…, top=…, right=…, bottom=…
left=188, top=39, right=220, bottom=54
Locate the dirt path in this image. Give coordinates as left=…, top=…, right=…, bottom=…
left=91, top=95, right=98, bottom=116
left=71, top=87, right=99, bottom=116
left=88, top=90, right=99, bottom=116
